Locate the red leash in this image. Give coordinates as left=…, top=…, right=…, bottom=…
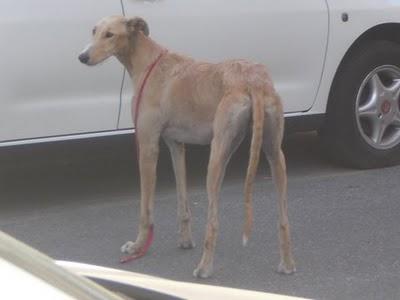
left=132, top=49, right=167, bottom=161
left=120, top=225, right=154, bottom=263
left=120, top=50, right=166, bottom=264
left=133, top=50, right=167, bottom=129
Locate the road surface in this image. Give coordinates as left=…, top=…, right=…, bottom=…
left=1, top=132, right=400, bottom=299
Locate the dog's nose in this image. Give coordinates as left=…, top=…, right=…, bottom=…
left=79, top=53, right=90, bottom=64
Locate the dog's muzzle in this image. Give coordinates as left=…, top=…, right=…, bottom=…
left=78, top=52, right=90, bottom=64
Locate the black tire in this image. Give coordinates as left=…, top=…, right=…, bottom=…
left=320, top=40, right=400, bottom=169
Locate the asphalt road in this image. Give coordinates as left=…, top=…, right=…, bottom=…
left=1, top=132, right=400, bottom=300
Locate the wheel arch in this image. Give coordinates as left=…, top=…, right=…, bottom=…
left=326, top=23, right=400, bottom=113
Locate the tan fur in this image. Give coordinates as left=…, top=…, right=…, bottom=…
left=243, top=89, right=265, bottom=245
left=80, top=15, right=295, bottom=278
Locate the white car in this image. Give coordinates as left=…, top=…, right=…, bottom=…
left=0, top=231, right=305, bottom=300
left=1, top=0, right=400, bottom=168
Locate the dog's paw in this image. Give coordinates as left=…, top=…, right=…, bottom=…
left=178, top=238, right=195, bottom=249
left=193, top=264, right=213, bottom=278
left=277, top=260, right=296, bottom=275
left=120, top=241, right=139, bottom=254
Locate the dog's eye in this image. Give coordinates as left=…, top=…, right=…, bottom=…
left=92, top=27, right=96, bottom=36
left=105, top=32, right=114, bottom=38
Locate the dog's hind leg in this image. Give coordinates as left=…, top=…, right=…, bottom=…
left=193, top=93, right=250, bottom=278
left=262, top=98, right=296, bottom=274
left=164, top=138, right=195, bottom=249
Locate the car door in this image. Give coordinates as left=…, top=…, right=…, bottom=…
left=0, top=0, right=124, bottom=142
left=118, top=0, right=328, bottom=129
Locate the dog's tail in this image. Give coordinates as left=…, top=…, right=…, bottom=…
left=243, top=88, right=265, bottom=246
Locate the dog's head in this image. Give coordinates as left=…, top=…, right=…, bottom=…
left=78, top=16, right=149, bottom=66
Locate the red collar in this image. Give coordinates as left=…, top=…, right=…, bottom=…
left=133, top=49, right=167, bottom=127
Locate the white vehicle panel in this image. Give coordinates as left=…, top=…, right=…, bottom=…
left=0, top=258, right=74, bottom=300
left=311, top=0, right=400, bottom=114
left=118, top=0, right=328, bottom=129
left=1, top=0, right=400, bottom=145
left=59, top=261, right=307, bottom=300
left=0, top=0, right=123, bottom=142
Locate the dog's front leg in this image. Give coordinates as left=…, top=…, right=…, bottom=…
left=121, top=132, right=160, bottom=256
left=164, top=138, right=195, bottom=249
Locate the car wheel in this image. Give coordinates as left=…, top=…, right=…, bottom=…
left=321, top=40, right=400, bottom=169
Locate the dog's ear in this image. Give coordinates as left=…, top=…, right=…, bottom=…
left=126, top=17, right=150, bottom=37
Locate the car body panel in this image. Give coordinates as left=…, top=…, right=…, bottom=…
left=0, top=258, right=74, bottom=300
left=58, top=261, right=308, bottom=300
left=118, top=0, right=329, bottom=129
left=0, top=0, right=124, bottom=142
left=310, top=0, right=400, bottom=114
left=1, top=0, right=400, bottom=145
left=0, top=231, right=124, bottom=300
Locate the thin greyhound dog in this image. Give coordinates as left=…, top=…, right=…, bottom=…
left=79, top=16, right=295, bottom=278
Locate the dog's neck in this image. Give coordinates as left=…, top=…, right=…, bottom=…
left=117, top=33, right=164, bottom=87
